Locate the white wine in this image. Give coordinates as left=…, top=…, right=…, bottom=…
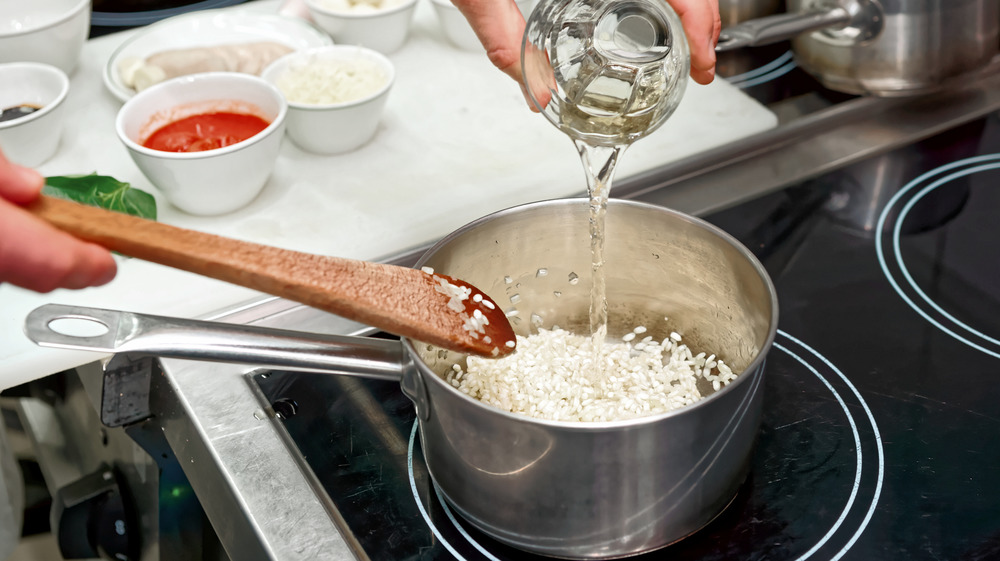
left=527, top=0, right=690, bottom=146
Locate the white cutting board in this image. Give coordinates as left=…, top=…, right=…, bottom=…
left=0, top=0, right=777, bottom=390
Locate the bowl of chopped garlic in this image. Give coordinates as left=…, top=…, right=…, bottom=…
left=262, top=45, right=394, bottom=155
left=305, top=0, right=419, bottom=54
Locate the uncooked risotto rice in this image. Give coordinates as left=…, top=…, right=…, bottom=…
left=447, top=326, right=737, bottom=422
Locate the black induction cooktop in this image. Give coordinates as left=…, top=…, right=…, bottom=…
left=88, top=0, right=252, bottom=36
left=252, top=104, right=1000, bottom=561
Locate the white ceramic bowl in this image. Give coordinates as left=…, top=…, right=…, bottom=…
left=262, top=45, right=393, bottom=155
left=305, top=0, right=419, bottom=54
left=430, top=0, right=534, bottom=51
left=0, top=63, right=70, bottom=167
left=115, top=72, right=288, bottom=216
left=0, top=0, right=91, bottom=75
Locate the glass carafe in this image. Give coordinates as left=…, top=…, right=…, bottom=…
left=521, top=0, right=691, bottom=147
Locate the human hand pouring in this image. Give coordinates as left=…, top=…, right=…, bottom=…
left=27, top=195, right=516, bottom=358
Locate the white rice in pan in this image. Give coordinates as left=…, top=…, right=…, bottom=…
left=446, top=326, right=737, bottom=422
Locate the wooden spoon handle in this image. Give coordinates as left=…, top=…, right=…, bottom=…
left=30, top=194, right=371, bottom=294
left=27, top=195, right=467, bottom=350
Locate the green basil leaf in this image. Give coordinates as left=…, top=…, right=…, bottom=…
left=43, top=174, right=157, bottom=220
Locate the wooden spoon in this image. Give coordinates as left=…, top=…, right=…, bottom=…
left=27, top=195, right=517, bottom=358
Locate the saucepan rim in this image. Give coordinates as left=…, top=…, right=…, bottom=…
left=405, top=197, right=779, bottom=431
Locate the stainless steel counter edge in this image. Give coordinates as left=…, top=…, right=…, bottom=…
left=145, top=59, right=1000, bottom=561
left=152, top=298, right=372, bottom=561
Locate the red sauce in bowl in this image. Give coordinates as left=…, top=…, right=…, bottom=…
left=143, top=111, right=271, bottom=153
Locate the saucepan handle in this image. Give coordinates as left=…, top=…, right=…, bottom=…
left=24, top=303, right=409, bottom=382
left=715, top=6, right=851, bottom=52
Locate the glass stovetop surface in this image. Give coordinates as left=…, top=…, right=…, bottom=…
left=253, top=108, right=1000, bottom=561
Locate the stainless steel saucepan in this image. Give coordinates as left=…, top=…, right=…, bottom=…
left=26, top=198, right=779, bottom=559
left=717, top=0, right=999, bottom=96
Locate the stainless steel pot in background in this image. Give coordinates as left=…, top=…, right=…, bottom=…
left=716, top=0, right=786, bottom=78
left=717, top=0, right=1000, bottom=96
left=26, top=199, right=779, bottom=559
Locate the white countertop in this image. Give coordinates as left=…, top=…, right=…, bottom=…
left=0, top=0, right=778, bottom=390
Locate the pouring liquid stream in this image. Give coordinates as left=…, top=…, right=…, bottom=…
left=575, top=140, right=625, bottom=369
left=561, top=46, right=673, bottom=376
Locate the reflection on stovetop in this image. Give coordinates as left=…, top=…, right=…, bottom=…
left=252, top=107, right=1000, bottom=561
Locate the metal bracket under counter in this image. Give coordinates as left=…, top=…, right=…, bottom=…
left=143, top=300, right=372, bottom=561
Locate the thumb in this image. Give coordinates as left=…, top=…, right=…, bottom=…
left=451, top=0, right=528, bottom=83
left=0, top=149, right=44, bottom=204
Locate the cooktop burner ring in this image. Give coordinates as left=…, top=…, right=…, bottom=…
left=876, top=153, right=1000, bottom=359
left=726, top=50, right=797, bottom=90
left=773, top=331, right=884, bottom=561
left=404, top=330, right=885, bottom=560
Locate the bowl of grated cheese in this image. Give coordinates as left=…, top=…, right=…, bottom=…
left=261, top=45, right=394, bottom=155
left=305, top=0, right=419, bottom=54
